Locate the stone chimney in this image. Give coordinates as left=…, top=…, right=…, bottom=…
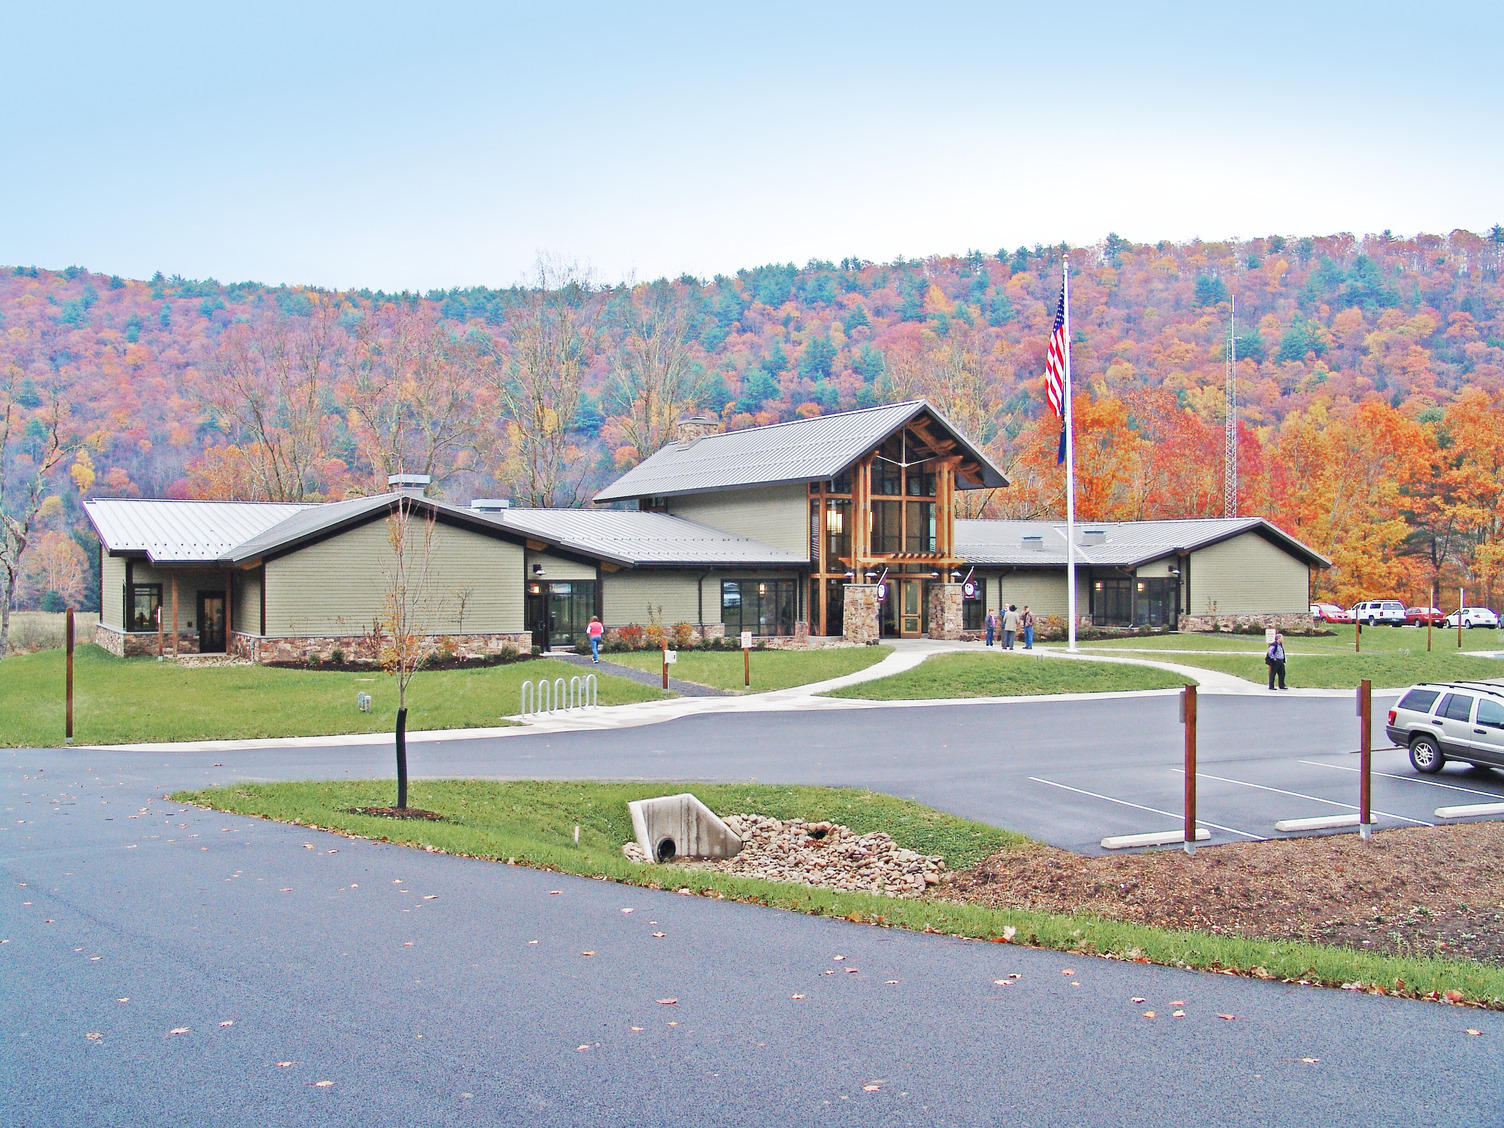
left=387, top=473, right=432, bottom=496
left=675, top=413, right=723, bottom=445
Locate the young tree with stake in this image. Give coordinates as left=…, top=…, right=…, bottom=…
left=379, top=493, right=438, bottom=810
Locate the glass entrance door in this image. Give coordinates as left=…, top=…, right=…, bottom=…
left=528, top=581, right=598, bottom=650
left=197, top=593, right=226, bottom=653
left=900, top=579, right=924, bottom=637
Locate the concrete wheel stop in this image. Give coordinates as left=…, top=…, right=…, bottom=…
left=628, top=793, right=743, bottom=863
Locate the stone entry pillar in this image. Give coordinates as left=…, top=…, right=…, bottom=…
left=842, top=584, right=880, bottom=645
left=927, top=583, right=964, bottom=640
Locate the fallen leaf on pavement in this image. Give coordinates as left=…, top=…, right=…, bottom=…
left=629, top=1026, right=644, bottom=1032
left=168, top=1027, right=189, bottom=1036
left=581, top=951, right=596, bottom=957
left=1132, top=998, right=1146, bottom=1004
left=863, top=1084, right=881, bottom=1092
left=1061, top=969, right=1075, bottom=975
left=1217, top=1014, right=1237, bottom=1021
left=885, top=980, right=899, bottom=985
left=1142, top=1011, right=1156, bottom=1019
left=314, top=1080, right=334, bottom=1086
left=576, top=1045, right=590, bottom=1051
left=1172, top=1010, right=1186, bottom=1018
left=656, top=998, right=678, bottom=1005
left=791, top=994, right=805, bottom=999
left=275, top=1061, right=299, bottom=1068
left=1301, top=1058, right=1319, bottom=1064
left=1171, top=1000, right=1185, bottom=1006
left=846, top=968, right=858, bottom=974
left=528, top=940, right=538, bottom=945
left=219, top=1020, right=233, bottom=1027
left=1466, top=1029, right=1482, bottom=1036
left=832, top=955, right=845, bottom=961
left=1445, top=990, right=1464, bottom=1003
left=85, top=1032, right=102, bottom=1040
left=549, top=890, right=562, bottom=895
left=422, top=895, right=436, bottom=900
left=651, top=932, right=665, bottom=938
left=621, top=908, right=634, bottom=914
left=667, top=1021, right=678, bottom=1026
left=116, top=998, right=129, bottom=1003
left=403, top=942, right=414, bottom=947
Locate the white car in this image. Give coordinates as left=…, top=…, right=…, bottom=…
left=1444, top=607, right=1500, bottom=629
left=1350, top=599, right=1406, bottom=626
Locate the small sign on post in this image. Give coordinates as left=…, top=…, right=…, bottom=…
left=1264, top=627, right=1277, bottom=644
left=661, top=639, right=669, bottom=690
left=741, top=630, right=752, bottom=688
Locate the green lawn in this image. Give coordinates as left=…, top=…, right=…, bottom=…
left=178, top=778, right=1504, bottom=1008
left=1145, top=650, right=1504, bottom=690
left=1057, top=623, right=1504, bottom=656
left=826, top=651, right=1191, bottom=700
left=606, top=644, right=892, bottom=692
left=0, top=645, right=659, bottom=747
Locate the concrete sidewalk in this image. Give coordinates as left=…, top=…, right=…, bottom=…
left=95, top=637, right=1343, bottom=754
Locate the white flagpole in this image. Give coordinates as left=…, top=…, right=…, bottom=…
left=1063, top=255, right=1078, bottom=653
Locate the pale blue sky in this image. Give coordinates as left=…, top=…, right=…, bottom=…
left=1, top=1, right=1499, bottom=290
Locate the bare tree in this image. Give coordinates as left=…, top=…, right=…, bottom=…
left=378, top=495, right=438, bottom=810
left=493, top=260, right=595, bottom=506
left=604, top=280, right=707, bottom=464
left=1, top=367, right=72, bottom=659
left=201, top=295, right=343, bottom=501
left=344, top=303, right=483, bottom=493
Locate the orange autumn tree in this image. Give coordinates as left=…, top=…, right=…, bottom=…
left=1266, top=401, right=1429, bottom=603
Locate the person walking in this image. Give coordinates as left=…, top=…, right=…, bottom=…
left=984, top=608, right=997, bottom=647
left=587, top=615, right=604, bottom=663
left=1265, top=632, right=1286, bottom=690
left=1021, top=605, right=1035, bottom=649
left=1002, top=604, right=1020, bottom=650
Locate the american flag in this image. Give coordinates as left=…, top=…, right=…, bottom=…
left=1043, top=285, right=1067, bottom=416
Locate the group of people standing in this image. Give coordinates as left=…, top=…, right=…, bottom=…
left=984, top=604, right=1033, bottom=649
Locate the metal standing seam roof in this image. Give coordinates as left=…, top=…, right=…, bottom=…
left=489, top=508, right=807, bottom=567
left=593, top=399, right=1008, bottom=502
left=83, top=498, right=313, bottom=563
left=955, top=517, right=1330, bottom=569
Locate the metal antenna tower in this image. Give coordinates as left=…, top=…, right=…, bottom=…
left=1223, top=293, right=1238, bottom=517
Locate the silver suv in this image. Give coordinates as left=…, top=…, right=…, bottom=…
left=1351, top=599, right=1406, bottom=626
left=1386, top=681, right=1504, bottom=773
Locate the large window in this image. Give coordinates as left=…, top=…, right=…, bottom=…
left=871, top=500, right=902, bottom=554
left=963, top=582, right=984, bottom=631
left=1092, top=577, right=1132, bottom=626
left=722, top=580, right=797, bottom=637
left=129, top=583, right=162, bottom=631
left=905, top=501, right=935, bottom=553
left=1133, top=578, right=1175, bottom=627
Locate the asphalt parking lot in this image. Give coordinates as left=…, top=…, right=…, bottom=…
left=46, top=690, right=1504, bottom=855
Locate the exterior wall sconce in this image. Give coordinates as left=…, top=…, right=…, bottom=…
left=825, top=507, right=843, bottom=534
left=532, top=564, right=546, bottom=576
left=1137, top=581, right=1146, bottom=592
left=758, top=582, right=767, bottom=595
left=1094, top=581, right=1103, bottom=591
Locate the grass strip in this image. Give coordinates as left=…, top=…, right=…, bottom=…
left=825, top=651, right=1191, bottom=700
left=0, top=646, right=660, bottom=748
left=1152, top=650, right=1504, bottom=690
left=177, top=778, right=1504, bottom=1009
left=605, top=645, right=892, bottom=692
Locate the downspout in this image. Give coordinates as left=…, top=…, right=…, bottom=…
left=697, top=570, right=711, bottom=628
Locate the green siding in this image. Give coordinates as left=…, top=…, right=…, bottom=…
left=602, top=570, right=705, bottom=626
left=102, top=554, right=126, bottom=629
left=263, top=519, right=524, bottom=636
left=988, top=570, right=1089, bottom=620
left=125, top=562, right=231, bottom=632
left=666, top=484, right=809, bottom=558
left=526, top=550, right=596, bottom=582
left=1189, top=532, right=1310, bottom=614
left=234, top=570, right=261, bottom=634
left=1136, top=555, right=1177, bottom=578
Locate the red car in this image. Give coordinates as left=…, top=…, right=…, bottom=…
left=1310, top=603, right=1353, bottom=624
left=1405, top=606, right=1446, bottom=626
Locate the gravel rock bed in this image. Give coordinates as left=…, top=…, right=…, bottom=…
left=623, top=814, right=946, bottom=897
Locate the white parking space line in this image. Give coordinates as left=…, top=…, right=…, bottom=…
left=1299, top=759, right=1504, bottom=799
left=1028, top=776, right=1264, bottom=840
left=1171, top=768, right=1433, bottom=827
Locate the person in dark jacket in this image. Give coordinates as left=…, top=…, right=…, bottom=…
left=1265, top=633, right=1286, bottom=690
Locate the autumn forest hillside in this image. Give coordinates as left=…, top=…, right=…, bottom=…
left=3, top=227, right=1504, bottom=619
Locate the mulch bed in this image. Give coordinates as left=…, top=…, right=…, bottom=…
left=948, top=822, right=1504, bottom=964
left=343, top=806, right=447, bottom=821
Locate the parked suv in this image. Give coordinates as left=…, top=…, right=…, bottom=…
left=1386, top=681, right=1504, bottom=773
left=1350, top=599, right=1406, bottom=626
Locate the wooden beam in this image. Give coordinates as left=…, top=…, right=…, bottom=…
left=171, top=574, right=179, bottom=659
left=525, top=539, right=548, bottom=552
left=599, top=561, right=621, bottom=574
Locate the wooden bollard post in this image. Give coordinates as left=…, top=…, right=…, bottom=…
left=1358, top=678, right=1372, bottom=840
left=661, top=638, right=668, bottom=691
left=1181, top=684, right=1197, bottom=855
left=1354, top=616, right=1361, bottom=653
left=65, top=607, right=75, bottom=744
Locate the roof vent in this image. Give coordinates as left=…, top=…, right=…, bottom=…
left=675, top=413, right=723, bottom=446
left=387, top=473, right=432, bottom=496
left=1081, top=528, right=1107, bottom=545
left=1022, top=534, right=1044, bottom=551
left=470, top=498, right=511, bottom=513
